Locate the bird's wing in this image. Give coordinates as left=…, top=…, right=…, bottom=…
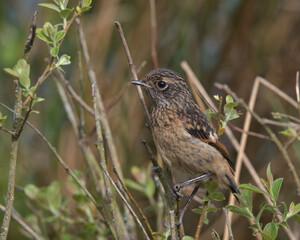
left=179, top=105, right=235, bottom=170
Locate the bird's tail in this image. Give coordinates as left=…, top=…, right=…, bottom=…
left=225, top=173, right=241, bottom=202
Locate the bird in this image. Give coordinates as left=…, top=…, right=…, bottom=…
left=131, top=68, right=240, bottom=221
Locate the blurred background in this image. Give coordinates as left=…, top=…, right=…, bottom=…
left=1, top=0, right=300, bottom=239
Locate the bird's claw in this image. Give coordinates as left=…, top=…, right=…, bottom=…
left=172, top=183, right=184, bottom=198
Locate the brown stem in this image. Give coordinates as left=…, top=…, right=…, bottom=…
left=113, top=168, right=156, bottom=240
left=115, top=21, right=151, bottom=125
left=194, top=194, right=208, bottom=240
left=149, top=0, right=158, bottom=69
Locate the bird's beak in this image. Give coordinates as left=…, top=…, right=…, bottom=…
left=130, top=80, right=151, bottom=88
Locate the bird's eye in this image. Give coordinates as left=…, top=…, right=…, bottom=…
left=157, top=81, right=167, bottom=89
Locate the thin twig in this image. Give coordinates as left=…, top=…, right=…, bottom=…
left=0, top=127, right=15, bottom=136
left=149, top=0, right=158, bottom=69
left=115, top=21, right=151, bottom=125
left=228, top=123, right=270, bottom=140
left=54, top=69, right=94, bottom=115
left=0, top=204, right=43, bottom=240
left=194, top=193, right=208, bottom=240
left=271, top=112, right=300, bottom=124
left=296, top=71, right=300, bottom=118
left=169, top=210, right=179, bottom=240
left=260, top=118, right=300, bottom=129
left=223, top=208, right=234, bottom=240
left=113, top=168, right=155, bottom=240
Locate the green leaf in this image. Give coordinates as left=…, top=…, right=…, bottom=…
left=292, top=214, right=300, bottom=223
left=4, top=68, right=19, bottom=78
left=50, top=47, right=59, bottom=57
left=152, top=232, right=166, bottom=239
left=24, top=184, right=39, bottom=200
left=59, top=8, right=73, bottom=19
left=38, top=3, right=60, bottom=12
left=225, top=95, right=234, bottom=103
left=205, top=181, right=218, bottom=193
left=211, top=192, right=225, bottom=201
left=225, top=205, right=252, bottom=218
left=36, top=29, right=53, bottom=43
left=124, top=179, right=145, bottom=193
left=287, top=203, right=300, bottom=219
left=271, top=178, right=283, bottom=202
left=36, top=181, right=62, bottom=212
left=241, top=189, right=252, bottom=210
left=262, top=223, right=278, bottom=240
left=56, top=54, right=71, bottom=67
left=256, top=202, right=268, bottom=224
left=82, top=0, right=92, bottom=7
left=266, top=163, right=273, bottom=185
left=182, top=236, right=194, bottom=240
left=239, top=184, right=270, bottom=197
left=260, top=178, right=270, bottom=192
left=211, top=229, right=220, bottom=240
left=19, top=64, right=30, bottom=89
left=55, top=30, right=65, bottom=42
left=145, top=178, right=155, bottom=198
left=72, top=193, right=89, bottom=203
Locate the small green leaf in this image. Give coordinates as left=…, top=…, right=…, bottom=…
left=82, top=0, right=92, bottom=7
left=24, top=184, right=39, bottom=200
left=239, top=184, right=270, bottom=197
left=38, top=3, right=60, bottom=12
left=271, top=178, right=283, bottom=202
left=72, top=193, right=89, bottom=203
left=292, top=214, right=300, bottom=223
left=124, top=179, right=145, bottom=193
left=0, top=113, right=7, bottom=127
left=56, top=54, right=71, bottom=66
left=205, top=181, right=218, bottom=193
left=182, top=236, right=194, bottom=240
left=225, top=95, right=234, bottom=103
left=240, top=189, right=252, bottom=210
left=59, top=8, right=73, bottom=19
left=4, top=68, right=19, bottom=78
left=266, top=163, right=273, bottom=185
left=211, top=229, right=220, bottom=240
left=55, top=30, right=65, bottom=42
left=50, top=47, right=59, bottom=57
left=211, top=192, right=225, bottom=201
left=19, top=64, right=30, bottom=89
left=262, top=223, right=278, bottom=240
left=152, top=232, right=166, bottom=239
left=225, top=205, right=252, bottom=218
left=256, top=202, right=268, bottom=224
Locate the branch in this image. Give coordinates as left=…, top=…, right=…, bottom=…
left=149, top=0, right=158, bottom=69
left=0, top=11, right=38, bottom=240
left=115, top=21, right=151, bottom=125
left=0, top=204, right=43, bottom=240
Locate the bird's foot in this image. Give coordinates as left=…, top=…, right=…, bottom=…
left=172, top=183, right=184, bottom=199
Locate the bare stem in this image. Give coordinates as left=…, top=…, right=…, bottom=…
left=115, top=21, right=151, bottom=125
left=194, top=194, right=208, bottom=240
left=0, top=11, right=38, bottom=240
left=149, top=0, right=158, bottom=69
left=0, top=204, right=43, bottom=240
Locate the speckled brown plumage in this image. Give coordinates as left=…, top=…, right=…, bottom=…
left=132, top=68, right=240, bottom=196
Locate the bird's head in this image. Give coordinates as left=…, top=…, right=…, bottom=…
left=131, top=68, right=193, bottom=108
